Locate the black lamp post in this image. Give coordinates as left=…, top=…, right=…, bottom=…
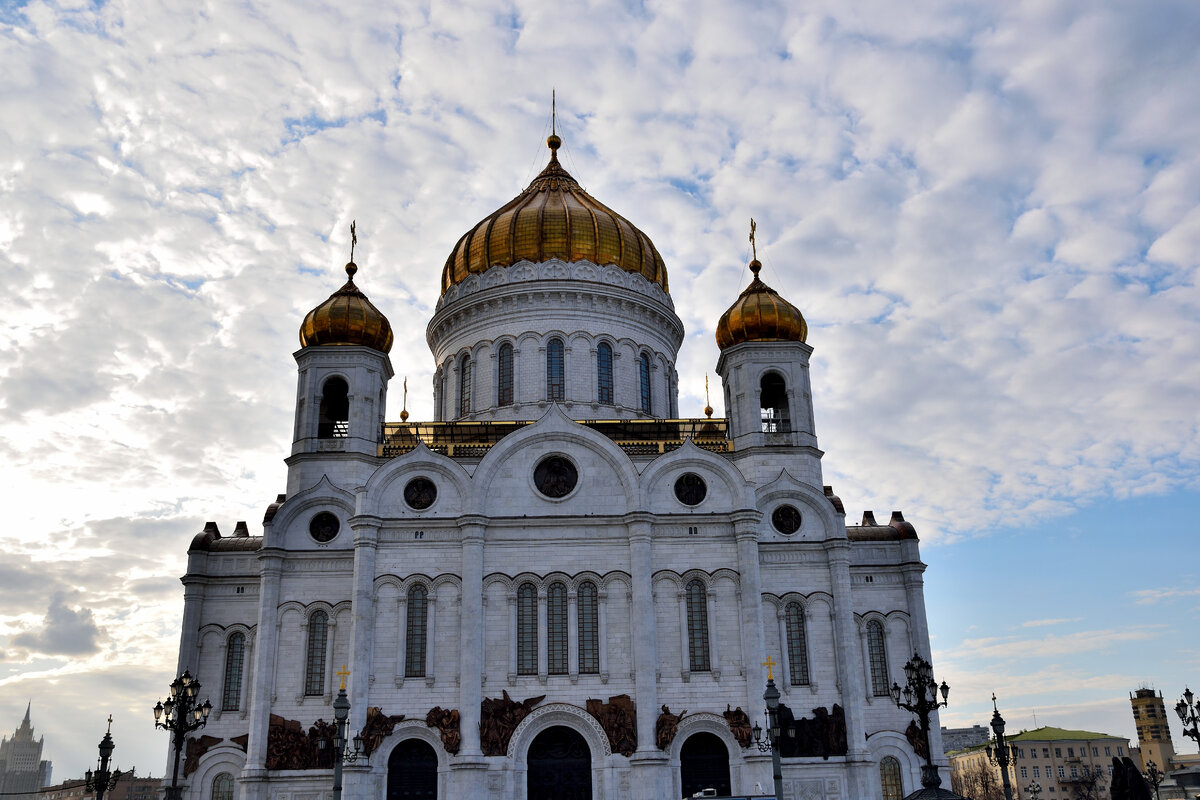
left=1178, top=687, right=1200, bottom=752
left=891, top=652, right=950, bottom=791
left=84, top=716, right=122, bottom=800
left=1024, top=780, right=1042, bottom=800
left=986, top=695, right=1016, bottom=800
left=318, top=667, right=364, bottom=800
left=153, top=670, right=212, bottom=800
left=750, top=657, right=788, bottom=800
left=1144, top=760, right=1164, bottom=800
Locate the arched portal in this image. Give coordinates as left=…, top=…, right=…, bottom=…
left=680, top=731, right=731, bottom=797
left=387, top=738, right=438, bottom=800
left=527, top=725, right=592, bottom=800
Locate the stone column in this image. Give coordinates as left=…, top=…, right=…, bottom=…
left=775, top=607, right=791, bottom=692
left=453, top=516, right=488, bottom=797
left=395, top=595, right=407, bottom=686
left=827, top=537, right=873, bottom=797
left=177, top=572, right=207, bottom=675
left=425, top=594, right=438, bottom=686
left=902, top=554, right=947, bottom=764
left=241, top=548, right=284, bottom=800
left=347, top=513, right=380, bottom=733
left=625, top=513, right=668, bottom=800
left=567, top=588, right=579, bottom=681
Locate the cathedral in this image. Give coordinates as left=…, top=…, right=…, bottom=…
left=174, top=131, right=945, bottom=800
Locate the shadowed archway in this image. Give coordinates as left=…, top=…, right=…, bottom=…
left=680, top=731, right=731, bottom=797
left=387, top=738, right=437, bottom=800
left=527, top=725, right=592, bottom=800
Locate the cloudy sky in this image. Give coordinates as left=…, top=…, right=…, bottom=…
left=2, top=0, right=1198, bottom=779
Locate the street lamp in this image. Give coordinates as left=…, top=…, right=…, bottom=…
left=153, top=670, right=212, bottom=800
left=1024, top=780, right=1042, bottom=800
left=84, top=716, right=122, bottom=800
left=986, top=695, right=1016, bottom=800
left=1178, top=687, right=1200, bottom=752
left=1144, top=760, right=1164, bottom=800
left=319, top=666, right=365, bottom=800
left=750, top=657, right=790, bottom=800
left=891, top=652, right=950, bottom=791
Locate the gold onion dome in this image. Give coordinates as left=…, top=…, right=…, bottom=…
left=441, top=134, right=668, bottom=295
left=299, top=261, right=394, bottom=353
left=715, top=259, right=808, bottom=350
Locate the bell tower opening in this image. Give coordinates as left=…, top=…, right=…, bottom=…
left=318, top=377, right=350, bottom=438
left=760, top=372, right=790, bottom=433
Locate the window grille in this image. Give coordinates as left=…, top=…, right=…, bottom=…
left=222, top=632, right=245, bottom=711
left=685, top=580, right=710, bottom=672
left=880, top=756, right=903, bottom=800
left=785, top=602, right=810, bottom=686
left=517, top=583, right=538, bottom=675
left=547, top=339, right=565, bottom=401
left=458, top=355, right=472, bottom=417
left=597, top=342, right=613, bottom=404
left=638, top=352, right=652, bottom=414
left=547, top=582, right=568, bottom=675
left=405, top=585, right=428, bottom=678
left=578, top=581, right=599, bottom=674
left=498, top=343, right=514, bottom=406
left=866, top=619, right=890, bottom=696
left=212, top=774, right=234, bottom=800
left=304, top=610, right=328, bottom=696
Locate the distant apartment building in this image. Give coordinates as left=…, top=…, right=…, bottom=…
left=949, top=726, right=1131, bottom=799
left=942, top=724, right=991, bottom=753
left=1131, top=688, right=1178, bottom=771
left=40, top=775, right=161, bottom=800
left=0, top=705, right=52, bottom=800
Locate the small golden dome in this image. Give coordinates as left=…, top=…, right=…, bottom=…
left=441, top=138, right=668, bottom=295
left=299, top=261, right=394, bottom=353
left=715, top=259, right=807, bottom=350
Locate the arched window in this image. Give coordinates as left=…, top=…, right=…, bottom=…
left=498, top=343, right=514, bottom=406
left=458, top=354, right=472, bottom=417
left=517, top=583, right=538, bottom=675
left=547, top=582, right=568, bottom=675
left=597, top=342, right=614, bottom=404
left=784, top=603, right=810, bottom=686
left=304, top=610, right=328, bottom=696
left=222, top=632, right=246, bottom=711
left=547, top=338, right=565, bottom=401
left=880, top=756, right=903, bottom=800
left=760, top=372, right=791, bottom=433
left=211, top=773, right=234, bottom=800
left=685, top=579, right=710, bottom=672
left=638, top=352, right=652, bottom=414
left=578, top=581, right=599, bottom=674
left=405, top=585, right=428, bottom=679
left=318, top=377, right=349, bottom=438
left=866, top=619, right=890, bottom=696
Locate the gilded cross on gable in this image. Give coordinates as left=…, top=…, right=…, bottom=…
left=762, top=655, right=777, bottom=681
left=336, top=665, right=350, bottom=691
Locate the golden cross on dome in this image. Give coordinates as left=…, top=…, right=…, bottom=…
left=349, top=220, right=357, bottom=263
left=762, top=655, right=776, bottom=681
left=336, top=665, right=350, bottom=691
left=749, top=217, right=758, bottom=262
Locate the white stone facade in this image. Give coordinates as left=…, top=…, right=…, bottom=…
left=174, top=247, right=946, bottom=800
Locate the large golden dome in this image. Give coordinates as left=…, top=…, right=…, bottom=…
left=441, top=135, right=668, bottom=295
left=716, top=259, right=807, bottom=349
left=299, top=261, right=394, bottom=353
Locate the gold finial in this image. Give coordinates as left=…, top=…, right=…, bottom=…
left=762, top=655, right=777, bottom=682
left=704, top=374, right=713, bottom=418
left=400, top=377, right=409, bottom=422
left=749, top=217, right=761, bottom=277
left=336, top=665, right=350, bottom=691
left=547, top=89, right=562, bottom=154
left=346, top=220, right=358, bottom=279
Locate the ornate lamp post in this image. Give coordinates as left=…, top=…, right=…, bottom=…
left=84, top=716, right=122, bottom=800
left=891, top=652, right=950, bottom=791
left=986, top=695, right=1017, bottom=800
left=153, top=670, right=212, bottom=800
left=1144, top=760, right=1164, bottom=800
left=751, top=657, right=787, bottom=800
left=1178, top=687, right=1200, bottom=751
left=1024, top=780, right=1042, bottom=800
left=319, top=666, right=364, bottom=800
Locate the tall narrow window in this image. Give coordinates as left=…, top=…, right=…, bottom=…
left=498, top=343, right=514, bottom=406
left=685, top=580, right=711, bottom=672
left=547, top=338, right=565, bottom=401
left=517, top=583, right=538, bottom=675
left=547, top=582, right=568, bottom=675
left=638, top=352, right=652, bottom=414
left=597, top=342, right=613, bottom=404
left=458, top=354, right=472, bottom=417
left=760, top=372, right=791, bottom=433
left=212, top=773, right=234, bottom=800
left=222, top=632, right=245, bottom=711
left=578, top=581, right=599, bottom=674
left=304, top=610, right=328, bottom=696
left=318, top=377, right=349, bottom=438
left=785, top=603, right=810, bottom=686
left=405, top=585, right=428, bottom=678
left=866, top=619, right=890, bottom=696
left=880, top=756, right=903, bottom=800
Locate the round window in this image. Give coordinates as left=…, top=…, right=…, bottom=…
left=404, top=477, right=437, bottom=510
left=309, top=511, right=340, bottom=542
left=534, top=455, right=578, bottom=498
left=674, top=473, right=707, bottom=506
left=772, top=505, right=802, bottom=534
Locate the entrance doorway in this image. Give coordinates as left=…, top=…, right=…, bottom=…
left=527, top=725, right=592, bottom=800
left=387, top=738, right=438, bottom=800
left=680, top=732, right=731, bottom=797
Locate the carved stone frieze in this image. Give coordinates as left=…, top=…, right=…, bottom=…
left=265, top=714, right=336, bottom=770
left=425, top=706, right=461, bottom=754
left=723, top=705, right=753, bottom=749
left=360, top=707, right=405, bottom=756
left=585, top=694, right=636, bottom=756
left=480, top=691, right=545, bottom=756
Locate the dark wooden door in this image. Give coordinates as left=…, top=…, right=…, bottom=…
left=527, top=726, right=592, bottom=800
left=680, top=732, right=732, bottom=797
left=387, top=738, right=438, bottom=800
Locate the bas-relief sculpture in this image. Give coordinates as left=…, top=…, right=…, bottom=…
left=264, top=714, right=335, bottom=770
left=775, top=703, right=848, bottom=759
left=360, top=707, right=405, bottom=757
left=724, top=705, right=753, bottom=749
left=425, top=706, right=461, bottom=754
left=480, top=691, right=545, bottom=757
left=586, top=694, right=637, bottom=756
left=904, top=720, right=928, bottom=760
left=655, top=705, right=687, bottom=751
left=183, top=735, right=223, bottom=777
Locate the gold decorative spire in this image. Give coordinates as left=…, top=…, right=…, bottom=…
left=547, top=89, right=561, bottom=153
left=298, top=220, right=394, bottom=353
left=400, top=377, right=409, bottom=422
left=715, top=220, right=807, bottom=350
left=704, top=373, right=713, bottom=418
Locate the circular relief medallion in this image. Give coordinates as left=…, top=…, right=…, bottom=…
left=772, top=505, right=802, bottom=535
left=404, top=477, right=438, bottom=510
left=674, top=473, right=707, bottom=506
left=308, top=511, right=340, bottom=542
left=534, top=455, right=578, bottom=498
